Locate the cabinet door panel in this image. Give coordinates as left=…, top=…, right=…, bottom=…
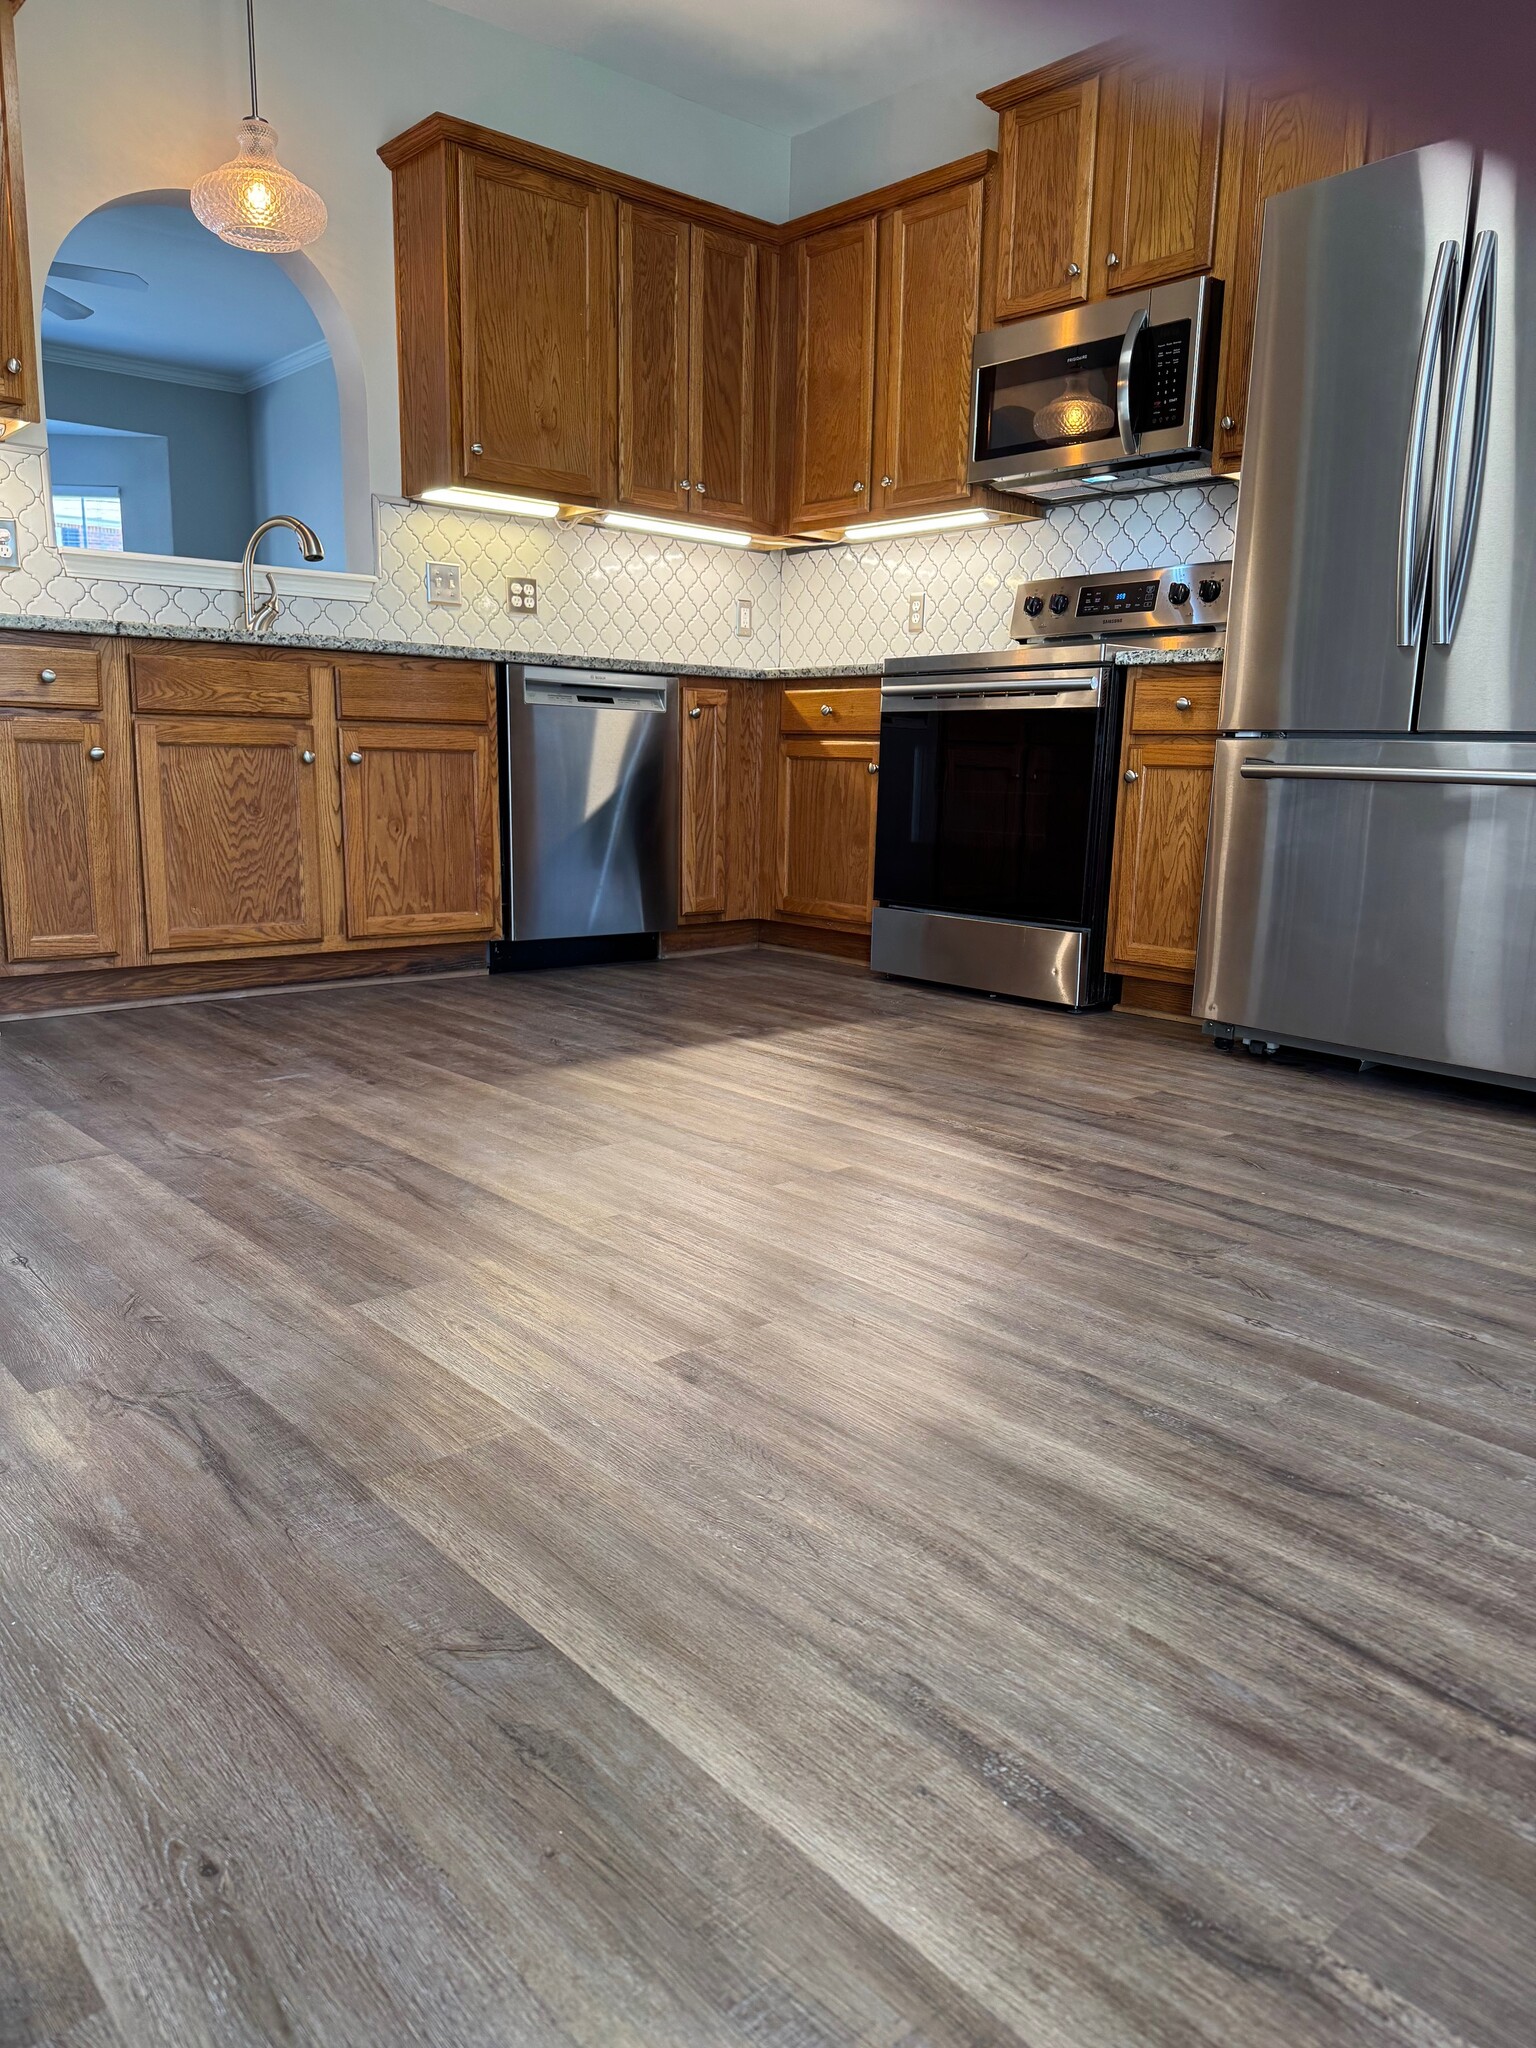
left=992, top=78, right=1099, bottom=320
left=340, top=722, right=497, bottom=941
left=0, top=716, right=117, bottom=961
left=459, top=152, right=616, bottom=502
left=618, top=202, right=691, bottom=516
left=136, top=719, right=325, bottom=953
left=1107, top=736, right=1215, bottom=977
left=689, top=227, right=760, bottom=525
left=874, top=180, right=985, bottom=517
left=680, top=684, right=729, bottom=918
left=1212, top=86, right=1368, bottom=472
left=788, top=220, right=878, bottom=530
left=1095, top=62, right=1224, bottom=292
left=773, top=736, right=878, bottom=928
left=0, top=3, right=38, bottom=425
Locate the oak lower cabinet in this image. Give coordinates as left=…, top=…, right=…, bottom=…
left=773, top=735, right=880, bottom=928
left=0, top=715, right=118, bottom=960
left=679, top=683, right=730, bottom=918
left=1106, top=665, right=1222, bottom=1005
left=338, top=721, right=498, bottom=940
left=135, top=716, right=328, bottom=953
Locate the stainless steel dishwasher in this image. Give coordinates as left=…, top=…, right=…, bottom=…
left=493, top=666, right=679, bottom=962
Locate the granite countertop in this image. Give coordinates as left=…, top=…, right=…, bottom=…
left=0, top=609, right=1220, bottom=676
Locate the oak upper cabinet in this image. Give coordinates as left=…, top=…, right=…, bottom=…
left=617, top=211, right=765, bottom=527
left=679, top=682, right=729, bottom=918
left=0, top=0, right=39, bottom=432
left=787, top=218, right=880, bottom=530
left=338, top=722, right=498, bottom=941
left=688, top=227, right=762, bottom=526
left=617, top=201, right=691, bottom=516
left=1210, top=84, right=1368, bottom=472
left=984, top=68, right=1099, bottom=319
left=382, top=122, right=617, bottom=506
left=1091, top=58, right=1224, bottom=293
left=1107, top=666, right=1222, bottom=983
left=135, top=718, right=327, bottom=954
left=0, top=715, right=118, bottom=961
left=873, top=179, right=986, bottom=517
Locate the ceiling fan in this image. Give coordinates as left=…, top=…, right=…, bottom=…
left=43, top=261, right=150, bottom=323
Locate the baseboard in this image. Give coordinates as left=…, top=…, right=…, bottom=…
left=759, top=920, right=872, bottom=963
left=1116, top=974, right=1197, bottom=1021
left=0, top=944, right=485, bottom=1020
left=659, top=920, right=762, bottom=956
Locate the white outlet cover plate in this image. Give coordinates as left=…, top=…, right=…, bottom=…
left=0, top=519, right=18, bottom=567
left=906, top=592, right=926, bottom=634
left=735, top=598, right=753, bottom=637
left=426, top=562, right=462, bottom=606
left=507, top=577, right=538, bottom=614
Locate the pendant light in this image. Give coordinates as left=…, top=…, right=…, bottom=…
left=192, top=0, right=327, bottom=253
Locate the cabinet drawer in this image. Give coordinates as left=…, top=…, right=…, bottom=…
left=1127, top=668, right=1222, bottom=736
left=130, top=646, right=313, bottom=718
left=335, top=658, right=494, bottom=725
left=781, top=684, right=881, bottom=736
left=0, top=639, right=101, bottom=709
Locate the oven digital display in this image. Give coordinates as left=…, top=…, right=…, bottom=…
left=1076, top=580, right=1159, bottom=618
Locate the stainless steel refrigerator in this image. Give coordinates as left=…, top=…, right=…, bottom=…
left=1196, top=143, right=1536, bottom=1088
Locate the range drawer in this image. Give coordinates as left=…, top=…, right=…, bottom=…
left=0, top=638, right=101, bottom=709
left=335, top=657, right=494, bottom=724
left=781, top=683, right=881, bottom=735
left=1126, top=667, right=1223, bottom=736
left=130, top=645, right=314, bottom=717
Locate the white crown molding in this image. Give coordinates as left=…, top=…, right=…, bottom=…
left=42, top=339, right=334, bottom=397
left=56, top=546, right=376, bottom=602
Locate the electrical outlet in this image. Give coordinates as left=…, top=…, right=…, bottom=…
left=426, top=562, right=461, bottom=606
left=508, top=577, right=538, bottom=616
left=0, top=519, right=19, bottom=568
left=734, top=598, right=753, bottom=638
left=906, top=591, right=926, bottom=635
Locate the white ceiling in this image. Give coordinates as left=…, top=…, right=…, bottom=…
left=41, top=201, right=326, bottom=381
left=426, top=0, right=1076, bottom=135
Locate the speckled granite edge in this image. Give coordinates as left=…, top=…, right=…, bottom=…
left=0, top=610, right=1219, bottom=677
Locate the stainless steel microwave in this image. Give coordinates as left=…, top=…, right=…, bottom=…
left=968, top=276, right=1223, bottom=499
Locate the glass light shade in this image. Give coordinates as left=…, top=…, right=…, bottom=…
left=191, top=115, right=327, bottom=253
left=1032, top=380, right=1115, bottom=441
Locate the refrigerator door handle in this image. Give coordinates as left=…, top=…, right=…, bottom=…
left=1239, top=759, right=1536, bottom=788
left=1431, top=227, right=1497, bottom=646
left=1395, top=239, right=1459, bottom=649
left=1116, top=306, right=1149, bottom=456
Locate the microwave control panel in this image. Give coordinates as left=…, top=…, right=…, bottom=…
left=1139, top=320, right=1191, bottom=431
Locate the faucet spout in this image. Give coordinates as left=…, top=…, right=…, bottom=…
left=241, top=516, right=326, bottom=635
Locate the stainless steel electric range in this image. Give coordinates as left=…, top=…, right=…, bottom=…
left=871, top=560, right=1229, bottom=1009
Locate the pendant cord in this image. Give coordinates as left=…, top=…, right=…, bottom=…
left=246, top=0, right=260, bottom=119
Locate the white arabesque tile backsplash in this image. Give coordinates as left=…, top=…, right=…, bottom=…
left=0, top=443, right=1237, bottom=672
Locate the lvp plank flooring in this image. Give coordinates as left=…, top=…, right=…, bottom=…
left=0, top=949, right=1531, bottom=2048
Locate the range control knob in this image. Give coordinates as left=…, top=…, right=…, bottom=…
left=1049, top=592, right=1071, bottom=615
left=1022, top=594, right=1045, bottom=618
left=1167, top=581, right=1191, bottom=606
left=1198, top=578, right=1224, bottom=603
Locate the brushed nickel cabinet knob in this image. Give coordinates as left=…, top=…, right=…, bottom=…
left=347, top=750, right=363, bottom=765
left=87, top=745, right=105, bottom=761
left=1066, top=263, right=1081, bottom=278
left=694, top=483, right=706, bottom=496
left=300, top=748, right=316, bottom=763
left=880, top=476, right=893, bottom=488
left=820, top=703, right=833, bottom=717
left=867, top=760, right=879, bottom=775
left=688, top=705, right=702, bottom=719
left=679, top=480, right=691, bottom=490
left=853, top=480, right=865, bottom=493
left=1221, top=415, right=1236, bottom=432
left=38, top=668, right=56, bottom=683
left=1106, top=252, right=1120, bottom=268
left=1175, top=696, right=1193, bottom=711
left=1124, top=768, right=1139, bottom=784
left=5, top=357, right=20, bottom=374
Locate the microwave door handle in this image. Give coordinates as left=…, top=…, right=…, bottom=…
left=1431, top=227, right=1497, bottom=646
left=1395, top=238, right=1459, bottom=649
left=1116, top=306, right=1149, bottom=456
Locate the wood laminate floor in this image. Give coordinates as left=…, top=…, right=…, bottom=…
left=0, top=952, right=1532, bottom=2048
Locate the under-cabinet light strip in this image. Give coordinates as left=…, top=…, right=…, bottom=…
left=600, top=511, right=753, bottom=548
left=418, top=486, right=563, bottom=518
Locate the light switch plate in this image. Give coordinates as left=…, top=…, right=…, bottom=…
left=508, top=577, right=538, bottom=615
left=0, top=519, right=19, bottom=568
left=906, top=591, right=926, bottom=635
left=426, top=562, right=461, bottom=606
left=735, top=598, right=753, bottom=638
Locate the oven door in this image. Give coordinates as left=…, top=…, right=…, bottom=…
left=873, top=676, right=1114, bottom=926
left=970, top=277, right=1218, bottom=490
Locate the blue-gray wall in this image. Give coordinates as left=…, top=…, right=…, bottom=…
left=43, top=356, right=255, bottom=561
left=251, top=358, right=348, bottom=569
left=46, top=421, right=175, bottom=555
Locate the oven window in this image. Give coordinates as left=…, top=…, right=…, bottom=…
left=874, top=707, right=1099, bottom=924
left=974, top=336, right=1121, bottom=462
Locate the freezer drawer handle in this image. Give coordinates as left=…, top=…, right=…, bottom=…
left=1240, top=760, right=1536, bottom=789
left=1396, top=239, right=1459, bottom=650
left=1431, top=227, right=1497, bottom=647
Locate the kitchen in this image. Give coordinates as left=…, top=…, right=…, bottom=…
left=1, top=5, right=1531, bottom=2046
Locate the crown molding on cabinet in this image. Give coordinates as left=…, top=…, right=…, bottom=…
left=978, top=38, right=1142, bottom=111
